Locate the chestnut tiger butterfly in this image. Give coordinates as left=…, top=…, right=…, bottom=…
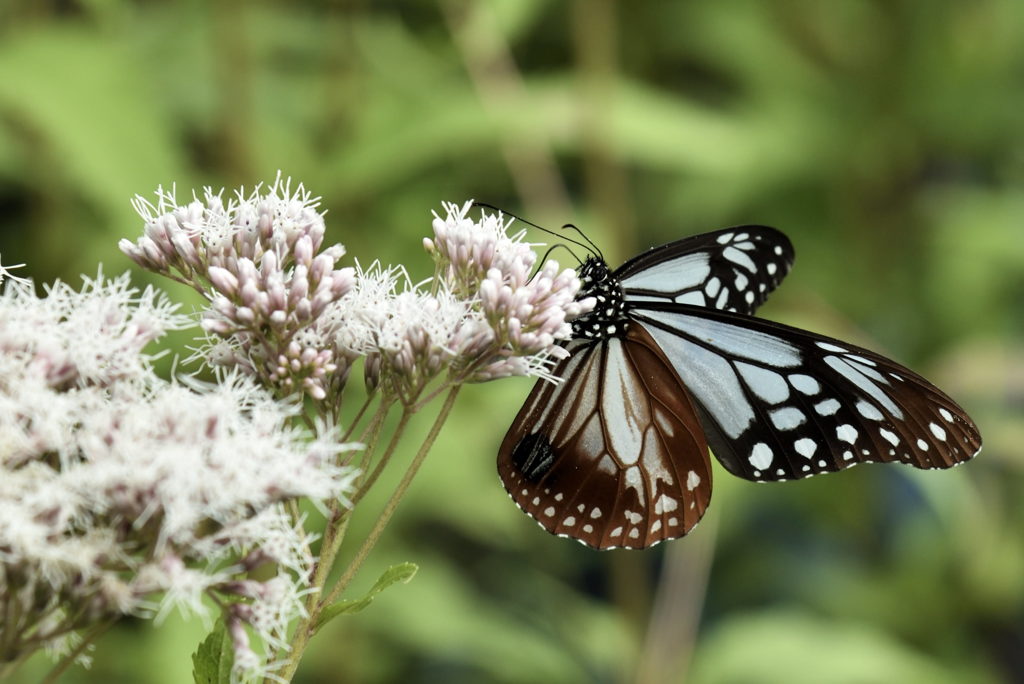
left=498, top=222, right=982, bottom=550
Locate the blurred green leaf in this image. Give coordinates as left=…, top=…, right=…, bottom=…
left=0, top=25, right=187, bottom=220
left=315, top=562, right=419, bottom=632
left=690, top=610, right=990, bottom=684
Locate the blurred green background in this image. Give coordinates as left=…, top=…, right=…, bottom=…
left=1, top=1, right=1021, bottom=682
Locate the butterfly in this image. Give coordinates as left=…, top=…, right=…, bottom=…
left=498, top=225, right=983, bottom=550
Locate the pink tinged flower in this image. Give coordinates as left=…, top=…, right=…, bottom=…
left=0, top=262, right=362, bottom=647
left=425, top=201, right=594, bottom=384
left=124, top=180, right=355, bottom=403
left=207, top=267, right=239, bottom=296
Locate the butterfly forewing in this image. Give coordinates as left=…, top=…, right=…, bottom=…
left=631, top=305, right=983, bottom=482
left=498, top=325, right=712, bottom=549
left=617, top=226, right=794, bottom=315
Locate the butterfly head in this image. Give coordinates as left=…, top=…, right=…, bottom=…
left=572, top=257, right=629, bottom=340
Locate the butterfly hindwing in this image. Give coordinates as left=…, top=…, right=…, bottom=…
left=631, top=304, right=983, bottom=482
left=498, top=325, right=712, bottom=549
left=616, top=226, right=794, bottom=315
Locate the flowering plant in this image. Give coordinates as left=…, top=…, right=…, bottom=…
left=0, top=176, right=590, bottom=683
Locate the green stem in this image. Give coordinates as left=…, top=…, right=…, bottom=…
left=307, top=401, right=393, bottom=605
left=271, top=386, right=460, bottom=683
left=322, top=385, right=461, bottom=608
left=342, top=392, right=378, bottom=443
left=348, top=408, right=413, bottom=509
left=410, top=380, right=453, bottom=413
left=268, top=399, right=395, bottom=684
left=40, top=620, right=115, bottom=684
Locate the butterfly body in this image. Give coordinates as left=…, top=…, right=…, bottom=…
left=498, top=226, right=982, bottom=550
left=571, top=257, right=630, bottom=340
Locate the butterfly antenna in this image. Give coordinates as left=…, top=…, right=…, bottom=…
left=535, top=244, right=583, bottom=277
left=559, top=223, right=603, bottom=261
left=472, top=202, right=596, bottom=257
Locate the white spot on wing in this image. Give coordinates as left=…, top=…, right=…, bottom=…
left=929, top=423, right=947, bottom=440
left=769, top=406, right=806, bottom=430
left=814, top=398, right=841, bottom=416
left=653, top=409, right=676, bottom=438
left=723, top=246, right=756, bottom=271
left=879, top=428, right=899, bottom=446
left=736, top=363, right=791, bottom=404
left=856, top=401, right=884, bottom=421
left=715, top=288, right=729, bottom=309
left=686, top=470, right=701, bottom=491
left=794, top=438, right=817, bottom=458
left=836, top=424, right=858, bottom=444
left=625, top=466, right=642, bottom=492
left=654, top=494, right=678, bottom=514
left=939, top=408, right=953, bottom=422
left=789, top=374, right=820, bottom=395
left=544, top=507, right=555, bottom=517
left=749, top=443, right=774, bottom=469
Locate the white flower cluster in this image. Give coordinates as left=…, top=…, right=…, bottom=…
left=0, top=273, right=357, bottom=679
left=425, top=201, right=594, bottom=383
left=318, top=201, right=594, bottom=403
left=122, top=183, right=592, bottom=408
left=120, top=175, right=355, bottom=401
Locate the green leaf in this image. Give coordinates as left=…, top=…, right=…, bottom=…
left=191, top=623, right=234, bottom=684
left=315, top=562, right=418, bottom=633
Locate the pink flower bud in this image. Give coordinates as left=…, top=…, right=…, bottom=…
left=207, top=267, right=239, bottom=296
left=294, top=235, right=314, bottom=266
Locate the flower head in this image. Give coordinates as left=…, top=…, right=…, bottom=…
left=427, top=201, right=594, bottom=383
left=120, top=174, right=355, bottom=401
left=311, top=201, right=592, bottom=404
left=0, top=271, right=357, bottom=675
